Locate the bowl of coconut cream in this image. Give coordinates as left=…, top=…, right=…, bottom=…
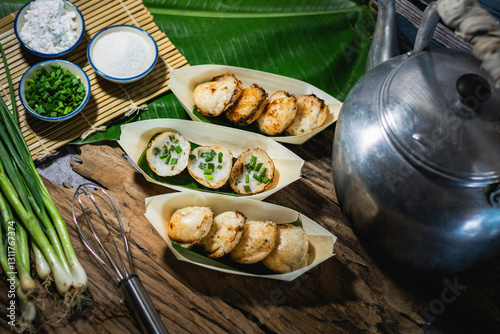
left=14, top=0, right=85, bottom=58
left=87, top=25, right=159, bottom=84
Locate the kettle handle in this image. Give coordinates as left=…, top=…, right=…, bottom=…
left=436, top=0, right=500, bottom=88
left=413, top=2, right=440, bottom=54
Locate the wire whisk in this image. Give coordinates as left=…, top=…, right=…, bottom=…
left=72, top=183, right=168, bottom=334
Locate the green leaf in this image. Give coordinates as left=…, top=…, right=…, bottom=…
left=0, top=2, right=26, bottom=18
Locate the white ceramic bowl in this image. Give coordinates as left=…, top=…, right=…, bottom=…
left=14, top=0, right=85, bottom=58
left=19, top=59, right=91, bottom=122
left=87, top=25, right=159, bottom=84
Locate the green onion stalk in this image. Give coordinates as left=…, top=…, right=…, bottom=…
left=32, top=239, right=52, bottom=284
left=0, top=190, right=36, bottom=296
left=0, top=43, right=87, bottom=297
left=0, top=152, right=72, bottom=295
left=14, top=222, right=36, bottom=296
left=0, top=202, right=36, bottom=327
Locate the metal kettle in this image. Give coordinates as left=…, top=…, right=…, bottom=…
left=332, top=0, right=500, bottom=272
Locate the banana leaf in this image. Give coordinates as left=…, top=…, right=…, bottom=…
left=1, top=0, right=374, bottom=143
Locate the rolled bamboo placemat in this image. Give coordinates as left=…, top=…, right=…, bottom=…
left=0, top=0, right=189, bottom=160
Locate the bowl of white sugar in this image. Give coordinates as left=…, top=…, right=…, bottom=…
left=14, top=0, right=85, bottom=58
left=87, top=25, right=159, bottom=84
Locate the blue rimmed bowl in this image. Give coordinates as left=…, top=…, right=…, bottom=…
left=87, top=25, right=159, bottom=84
left=14, top=0, right=85, bottom=58
left=19, top=59, right=91, bottom=122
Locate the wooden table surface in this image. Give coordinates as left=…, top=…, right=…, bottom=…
left=1, top=126, right=500, bottom=333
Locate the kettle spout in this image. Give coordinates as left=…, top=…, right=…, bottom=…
left=365, top=0, right=400, bottom=72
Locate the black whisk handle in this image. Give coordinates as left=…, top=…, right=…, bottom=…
left=119, top=275, right=169, bottom=334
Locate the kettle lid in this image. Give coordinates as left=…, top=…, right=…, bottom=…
left=380, top=49, right=500, bottom=185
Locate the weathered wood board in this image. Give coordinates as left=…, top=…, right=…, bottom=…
left=1, top=127, right=500, bottom=333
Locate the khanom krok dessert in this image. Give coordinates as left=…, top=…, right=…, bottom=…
left=187, top=145, right=233, bottom=189
left=193, top=73, right=328, bottom=136
left=146, top=132, right=276, bottom=195
left=167, top=206, right=310, bottom=273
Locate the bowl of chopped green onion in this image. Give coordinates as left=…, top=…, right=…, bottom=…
left=19, top=59, right=90, bottom=122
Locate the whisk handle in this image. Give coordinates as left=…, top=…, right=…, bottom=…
left=119, top=275, right=169, bottom=334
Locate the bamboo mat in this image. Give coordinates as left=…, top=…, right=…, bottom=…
left=0, top=0, right=189, bottom=160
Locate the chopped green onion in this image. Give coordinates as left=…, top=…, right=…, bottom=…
left=201, top=150, right=216, bottom=159
left=263, top=177, right=271, bottom=184
left=204, top=168, right=213, bottom=175
left=24, top=64, right=85, bottom=118
left=253, top=173, right=262, bottom=182
left=171, top=158, right=178, bottom=165
left=245, top=174, right=249, bottom=183
left=159, top=153, right=169, bottom=159
left=174, top=145, right=183, bottom=154
left=217, top=165, right=223, bottom=170
left=164, top=154, right=172, bottom=164
left=254, top=162, right=263, bottom=172
left=218, top=152, right=223, bottom=163
left=205, top=175, right=214, bottom=180
left=198, top=162, right=207, bottom=170
left=259, top=167, right=267, bottom=179
left=189, top=154, right=196, bottom=160
left=249, top=155, right=257, bottom=169
left=205, top=155, right=214, bottom=162
left=244, top=185, right=251, bottom=193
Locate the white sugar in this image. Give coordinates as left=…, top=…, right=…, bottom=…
left=91, top=31, right=155, bottom=79
left=19, top=0, right=78, bottom=54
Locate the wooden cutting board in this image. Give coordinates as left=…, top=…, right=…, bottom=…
left=1, top=128, right=500, bottom=333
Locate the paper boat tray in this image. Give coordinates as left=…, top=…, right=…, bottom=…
left=168, top=64, right=343, bottom=145
left=118, top=119, right=304, bottom=201
left=145, top=192, right=337, bottom=281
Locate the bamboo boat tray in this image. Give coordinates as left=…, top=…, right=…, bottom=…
left=0, top=0, right=189, bottom=160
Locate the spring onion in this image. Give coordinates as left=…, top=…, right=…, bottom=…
left=218, top=152, right=223, bottom=163
left=32, top=240, right=52, bottom=283
left=0, top=42, right=88, bottom=314
left=0, top=217, right=36, bottom=326
left=25, top=64, right=86, bottom=118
